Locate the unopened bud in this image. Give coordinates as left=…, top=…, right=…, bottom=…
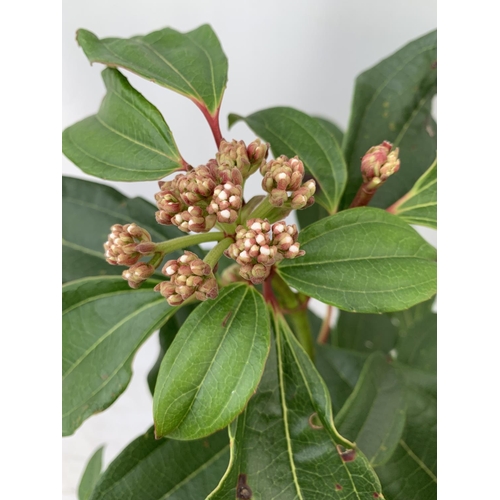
left=361, top=141, right=400, bottom=187
left=246, top=139, right=269, bottom=177
left=104, top=223, right=152, bottom=266
left=122, top=262, right=155, bottom=288
left=207, top=182, right=243, bottom=223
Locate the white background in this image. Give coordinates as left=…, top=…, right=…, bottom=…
left=62, top=1, right=437, bottom=498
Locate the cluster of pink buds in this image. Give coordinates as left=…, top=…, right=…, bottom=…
left=224, top=218, right=304, bottom=284
left=104, top=223, right=155, bottom=266
left=361, top=140, right=400, bottom=189
left=154, top=251, right=218, bottom=306
left=154, top=139, right=267, bottom=234
left=207, top=182, right=243, bottom=223
left=260, top=155, right=316, bottom=209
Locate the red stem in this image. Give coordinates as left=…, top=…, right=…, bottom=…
left=263, top=269, right=279, bottom=310
left=349, top=182, right=377, bottom=208
left=386, top=192, right=411, bottom=214
left=195, top=102, right=224, bottom=148
left=317, top=305, right=333, bottom=345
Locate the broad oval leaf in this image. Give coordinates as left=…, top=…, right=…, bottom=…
left=391, top=158, right=437, bottom=229
left=278, top=207, right=437, bottom=313
left=314, top=116, right=344, bottom=146
left=208, top=317, right=382, bottom=499
left=77, top=25, right=228, bottom=117
left=335, top=353, right=406, bottom=466
left=79, top=446, right=104, bottom=500
left=63, top=68, right=184, bottom=181
left=229, top=107, right=347, bottom=213
left=341, top=30, right=437, bottom=209
left=153, top=283, right=270, bottom=440
left=90, top=428, right=229, bottom=500
left=62, top=277, right=175, bottom=435
left=62, top=176, right=200, bottom=282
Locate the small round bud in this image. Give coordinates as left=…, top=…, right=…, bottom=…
left=122, top=262, right=155, bottom=288
left=361, top=141, right=400, bottom=187
left=104, top=223, right=152, bottom=266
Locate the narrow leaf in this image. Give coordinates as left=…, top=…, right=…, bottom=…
left=392, top=158, right=437, bottom=229
left=229, top=107, right=347, bottom=213
left=90, top=428, right=229, bottom=500
left=78, top=446, right=104, bottom=500
left=63, top=68, right=184, bottom=181
left=342, top=30, right=437, bottom=209
left=153, top=284, right=270, bottom=440
left=208, top=318, right=382, bottom=499
left=335, top=353, right=406, bottom=466
left=77, top=25, right=228, bottom=116
left=62, top=176, right=200, bottom=282
left=62, top=277, right=175, bottom=435
left=278, top=207, right=437, bottom=313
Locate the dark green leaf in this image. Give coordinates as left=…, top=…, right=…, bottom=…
left=392, top=158, right=437, bottom=229
left=333, top=311, right=399, bottom=354
left=341, top=30, right=437, bottom=209
left=77, top=25, right=228, bottom=116
left=278, top=207, right=437, bottom=313
left=147, top=304, right=196, bottom=395
left=90, top=428, right=229, bottom=500
left=62, top=176, right=200, bottom=282
left=62, top=277, right=175, bottom=435
left=229, top=107, right=347, bottom=213
left=208, top=317, right=382, bottom=499
left=335, top=353, right=406, bottom=466
left=79, top=446, right=104, bottom=500
left=296, top=202, right=329, bottom=230
left=375, top=367, right=437, bottom=500
left=153, top=284, right=270, bottom=440
left=63, top=68, right=184, bottom=181
left=314, top=116, right=344, bottom=145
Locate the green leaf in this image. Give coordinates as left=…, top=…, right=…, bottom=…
left=147, top=304, right=196, bottom=395
left=314, top=116, right=344, bottom=145
left=375, top=367, right=437, bottom=500
left=153, top=283, right=270, bottom=440
left=335, top=353, right=406, bottom=466
left=341, top=30, right=437, bottom=209
left=333, top=311, right=399, bottom=354
left=392, top=158, right=437, bottom=229
left=62, top=277, right=175, bottom=435
left=296, top=202, right=329, bottom=230
left=77, top=25, right=228, bottom=117
left=63, top=68, right=184, bottom=181
left=229, top=107, right=347, bottom=213
left=90, top=428, right=229, bottom=500
left=62, top=176, right=200, bottom=282
left=278, top=207, right=437, bottom=313
left=78, top=446, right=104, bottom=500
left=208, top=317, right=382, bottom=499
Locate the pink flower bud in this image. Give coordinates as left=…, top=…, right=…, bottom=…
left=361, top=141, right=400, bottom=186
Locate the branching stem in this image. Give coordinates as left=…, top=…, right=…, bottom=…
left=203, top=237, right=233, bottom=269
left=154, top=232, right=225, bottom=254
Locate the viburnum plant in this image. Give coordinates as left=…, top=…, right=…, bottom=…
left=63, top=24, right=437, bottom=500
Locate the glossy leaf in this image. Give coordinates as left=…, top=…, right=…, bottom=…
left=392, top=158, right=437, bottom=229
left=209, top=317, right=382, bottom=499
left=335, top=353, right=406, bottom=466
left=62, top=277, right=174, bottom=435
left=147, top=305, right=196, bottom=395
left=296, top=201, right=329, bottom=230
left=314, top=116, right=344, bottom=145
left=77, top=25, right=228, bottom=116
left=375, top=367, right=437, bottom=500
left=341, top=30, right=437, bottom=209
left=229, top=107, right=347, bottom=213
left=90, top=427, right=229, bottom=500
left=62, top=176, right=200, bottom=282
left=79, top=446, right=104, bottom=500
left=63, top=68, right=184, bottom=181
left=278, top=207, right=437, bottom=313
left=153, top=283, right=270, bottom=440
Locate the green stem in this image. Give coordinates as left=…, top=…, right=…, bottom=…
left=203, top=237, right=233, bottom=269
left=148, top=252, right=165, bottom=269
left=247, top=195, right=291, bottom=223
left=154, top=232, right=225, bottom=254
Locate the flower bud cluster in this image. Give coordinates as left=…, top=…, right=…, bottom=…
left=224, top=219, right=304, bottom=284
left=154, top=251, right=218, bottom=305
left=155, top=139, right=265, bottom=234
left=361, top=140, right=400, bottom=188
left=122, top=262, right=155, bottom=289
left=260, top=155, right=316, bottom=209
left=104, top=223, right=154, bottom=266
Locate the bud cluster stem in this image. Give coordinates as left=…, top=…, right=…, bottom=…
left=246, top=195, right=292, bottom=223
left=349, top=183, right=377, bottom=208
left=203, top=237, right=234, bottom=269
left=154, top=231, right=226, bottom=254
